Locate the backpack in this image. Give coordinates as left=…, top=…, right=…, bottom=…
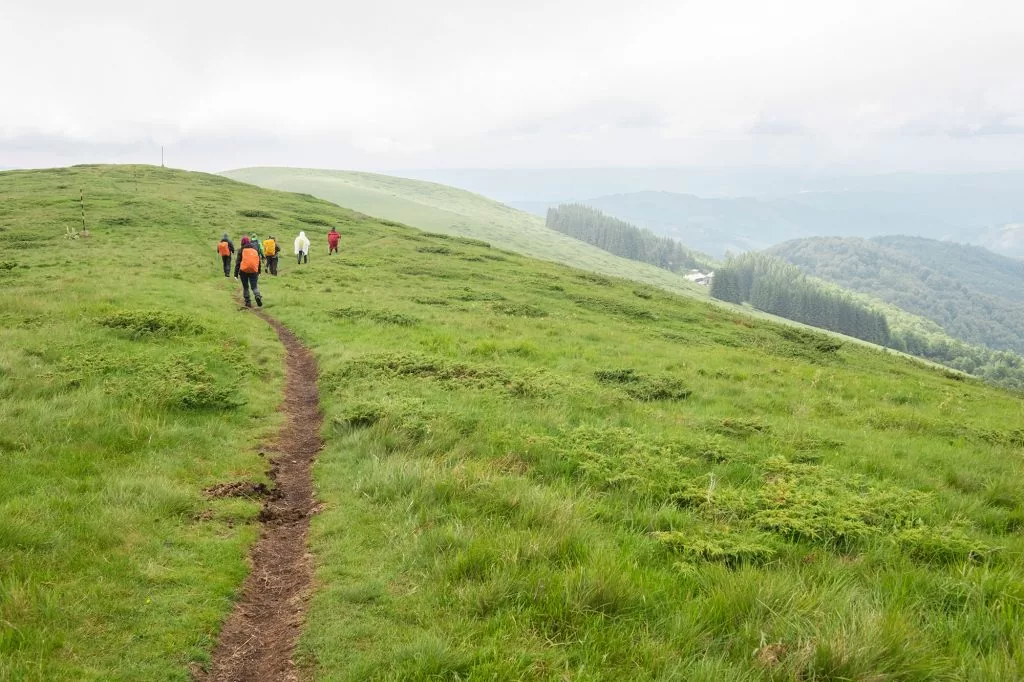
left=240, top=246, right=260, bottom=273
left=218, top=240, right=231, bottom=256
left=263, top=239, right=276, bottom=257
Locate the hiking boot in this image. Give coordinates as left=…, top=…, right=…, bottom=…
left=256, top=296, right=263, bottom=307
left=244, top=300, right=252, bottom=308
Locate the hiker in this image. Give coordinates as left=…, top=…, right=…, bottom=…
left=327, top=227, right=340, bottom=255
left=262, top=235, right=280, bottom=276
left=295, top=231, right=310, bottom=264
left=234, top=236, right=263, bottom=307
left=216, top=233, right=235, bottom=277
left=250, top=233, right=265, bottom=263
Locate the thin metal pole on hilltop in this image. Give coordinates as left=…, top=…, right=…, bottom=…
left=161, top=146, right=164, bottom=167
left=80, top=188, right=89, bottom=236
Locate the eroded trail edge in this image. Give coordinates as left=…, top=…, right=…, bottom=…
left=202, top=313, right=322, bottom=682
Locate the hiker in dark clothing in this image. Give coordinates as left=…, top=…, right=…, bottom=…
left=233, top=236, right=263, bottom=307
left=217, top=233, right=235, bottom=277
left=250, top=233, right=264, bottom=262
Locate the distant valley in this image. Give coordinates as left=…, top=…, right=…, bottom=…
left=406, top=168, right=1024, bottom=260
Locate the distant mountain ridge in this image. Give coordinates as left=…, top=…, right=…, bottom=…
left=574, top=191, right=952, bottom=258
left=409, top=169, right=1024, bottom=260
left=770, top=235, right=1024, bottom=354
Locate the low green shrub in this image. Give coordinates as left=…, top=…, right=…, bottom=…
left=156, top=357, right=243, bottom=410
left=595, top=368, right=691, bottom=401
left=451, top=288, right=504, bottom=302
left=422, top=232, right=491, bottom=248
left=710, top=417, right=771, bottom=438
left=490, top=302, right=548, bottom=318
left=571, top=295, right=657, bottom=321
left=417, top=245, right=455, bottom=255
left=99, top=310, right=205, bottom=338
left=895, top=526, right=994, bottom=564
left=655, top=527, right=778, bottom=566
left=335, top=351, right=556, bottom=397
left=297, top=216, right=331, bottom=226
left=576, top=272, right=613, bottom=286
left=330, top=307, right=420, bottom=326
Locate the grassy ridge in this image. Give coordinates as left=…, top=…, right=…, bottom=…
left=222, top=167, right=709, bottom=298
left=4, top=166, right=1024, bottom=680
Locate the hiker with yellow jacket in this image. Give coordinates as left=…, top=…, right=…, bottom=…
left=234, top=236, right=263, bottom=308
left=262, top=235, right=280, bottom=276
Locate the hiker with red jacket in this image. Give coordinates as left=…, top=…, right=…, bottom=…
left=233, top=236, right=263, bottom=307
left=216, top=233, right=235, bottom=277
left=327, top=227, right=340, bottom=255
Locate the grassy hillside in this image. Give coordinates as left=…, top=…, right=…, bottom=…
left=5, top=165, right=1024, bottom=680
left=222, top=167, right=708, bottom=298
left=0, top=166, right=286, bottom=679
left=771, top=236, right=1024, bottom=353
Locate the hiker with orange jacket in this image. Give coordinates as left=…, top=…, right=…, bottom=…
left=216, top=233, right=235, bottom=277
left=327, top=227, right=340, bottom=255
left=233, top=236, right=263, bottom=307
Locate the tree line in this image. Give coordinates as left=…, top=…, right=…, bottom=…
left=546, top=204, right=712, bottom=273
left=771, top=236, right=1024, bottom=355
left=711, top=253, right=891, bottom=346
left=889, top=325, right=1024, bottom=391
left=712, top=253, right=1024, bottom=391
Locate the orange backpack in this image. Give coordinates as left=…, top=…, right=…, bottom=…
left=240, top=247, right=260, bottom=273
left=218, top=240, right=231, bottom=256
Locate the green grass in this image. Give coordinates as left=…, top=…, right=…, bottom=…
left=222, top=167, right=710, bottom=298
left=0, top=166, right=286, bottom=680
left=4, top=165, right=1024, bottom=680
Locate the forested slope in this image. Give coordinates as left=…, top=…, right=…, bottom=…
left=712, top=253, right=1024, bottom=389
left=771, top=236, right=1024, bottom=354
left=546, top=203, right=713, bottom=272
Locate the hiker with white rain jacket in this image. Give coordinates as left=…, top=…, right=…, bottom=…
left=295, top=231, right=310, bottom=264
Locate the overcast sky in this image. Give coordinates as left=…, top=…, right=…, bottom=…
left=3, top=0, right=1023, bottom=172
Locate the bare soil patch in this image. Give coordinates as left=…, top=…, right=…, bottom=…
left=203, top=481, right=271, bottom=500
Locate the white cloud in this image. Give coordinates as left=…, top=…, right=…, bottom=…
left=2, top=0, right=1024, bottom=171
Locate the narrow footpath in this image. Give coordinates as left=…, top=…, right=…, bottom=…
left=202, top=312, right=323, bottom=682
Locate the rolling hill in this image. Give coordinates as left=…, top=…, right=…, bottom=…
left=222, top=167, right=708, bottom=298
left=771, top=236, right=1024, bottom=354
left=5, top=165, right=1024, bottom=680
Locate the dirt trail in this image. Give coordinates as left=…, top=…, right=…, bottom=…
left=201, top=312, right=322, bottom=682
